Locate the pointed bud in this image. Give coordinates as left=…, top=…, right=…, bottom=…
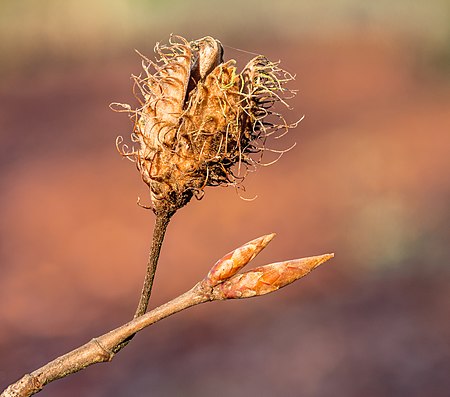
left=204, top=234, right=276, bottom=287
left=212, top=253, right=334, bottom=299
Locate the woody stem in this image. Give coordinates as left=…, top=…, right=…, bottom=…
left=134, top=211, right=172, bottom=318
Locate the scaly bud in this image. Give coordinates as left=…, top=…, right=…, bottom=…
left=212, top=253, right=334, bottom=299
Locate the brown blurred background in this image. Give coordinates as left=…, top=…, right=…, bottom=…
left=1, top=1, right=449, bottom=396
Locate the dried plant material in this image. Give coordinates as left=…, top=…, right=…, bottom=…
left=212, top=254, right=334, bottom=299
left=113, top=35, right=298, bottom=215
left=204, top=233, right=275, bottom=287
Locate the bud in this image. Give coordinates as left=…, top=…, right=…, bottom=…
left=113, top=35, right=297, bottom=215
left=205, top=233, right=275, bottom=287
left=212, top=254, right=334, bottom=299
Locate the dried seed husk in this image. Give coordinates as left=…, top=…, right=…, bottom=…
left=114, top=35, right=297, bottom=215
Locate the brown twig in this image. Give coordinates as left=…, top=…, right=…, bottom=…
left=1, top=234, right=333, bottom=397
left=1, top=284, right=209, bottom=397
left=134, top=211, right=172, bottom=318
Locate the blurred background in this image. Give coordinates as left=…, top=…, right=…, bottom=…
left=1, top=1, right=449, bottom=396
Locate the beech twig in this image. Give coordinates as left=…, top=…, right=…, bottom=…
left=1, top=234, right=333, bottom=397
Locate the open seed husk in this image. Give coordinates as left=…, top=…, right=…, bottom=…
left=113, top=35, right=298, bottom=216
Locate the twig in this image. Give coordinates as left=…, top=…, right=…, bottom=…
left=1, top=234, right=333, bottom=397
left=134, top=211, right=172, bottom=318
left=1, top=284, right=209, bottom=397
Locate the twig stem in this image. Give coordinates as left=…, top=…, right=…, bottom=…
left=1, top=284, right=210, bottom=397
left=134, top=211, right=172, bottom=318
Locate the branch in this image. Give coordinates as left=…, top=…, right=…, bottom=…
left=1, top=234, right=333, bottom=397
left=1, top=286, right=207, bottom=397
